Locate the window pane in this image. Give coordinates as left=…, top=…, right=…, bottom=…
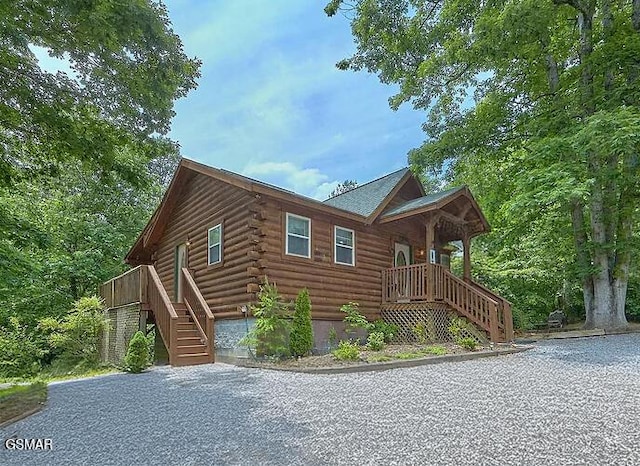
left=209, top=245, right=220, bottom=264
left=336, top=246, right=353, bottom=265
left=288, top=216, right=309, bottom=237
left=335, top=228, right=353, bottom=247
left=209, top=226, right=220, bottom=245
left=288, top=235, right=309, bottom=256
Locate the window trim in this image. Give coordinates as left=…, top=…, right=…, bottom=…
left=285, top=213, right=311, bottom=258
left=334, top=225, right=355, bottom=266
left=207, top=223, right=223, bottom=265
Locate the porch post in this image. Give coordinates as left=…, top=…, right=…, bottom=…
left=425, top=217, right=434, bottom=300
left=462, top=230, right=471, bottom=281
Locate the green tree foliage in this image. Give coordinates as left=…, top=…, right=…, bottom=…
left=124, top=331, right=150, bottom=373
left=0, top=152, right=176, bottom=327
left=241, top=280, right=292, bottom=358
left=39, top=296, right=109, bottom=366
left=0, top=0, right=200, bottom=186
left=0, top=317, right=46, bottom=378
left=289, top=289, right=314, bottom=357
left=329, top=0, right=640, bottom=329
left=329, top=180, right=359, bottom=197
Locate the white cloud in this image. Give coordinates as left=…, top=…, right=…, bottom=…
left=242, top=161, right=340, bottom=200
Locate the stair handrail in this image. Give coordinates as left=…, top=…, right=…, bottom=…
left=181, top=268, right=214, bottom=360
left=147, top=265, right=179, bottom=363
left=183, top=299, right=208, bottom=346
left=464, top=277, right=514, bottom=342
left=434, top=264, right=502, bottom=342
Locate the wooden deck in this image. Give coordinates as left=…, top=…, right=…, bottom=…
left=100, top=265, right=215, bottom=366
left=382, top=263, right=513, bottom=342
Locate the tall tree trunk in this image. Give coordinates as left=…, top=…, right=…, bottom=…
left=571, top=200, right=595, bottom=327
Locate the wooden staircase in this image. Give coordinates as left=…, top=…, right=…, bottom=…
left=99, top=264, right=215, bottom=367
left=173, top=303, right=213, bottom=366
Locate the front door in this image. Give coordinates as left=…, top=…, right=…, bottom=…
left=174, top=243, right=188, bottom=302
left=394, top=243, right=411, bottom=301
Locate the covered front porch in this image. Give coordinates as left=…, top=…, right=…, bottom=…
left=378, top=186, right=513, bottom=342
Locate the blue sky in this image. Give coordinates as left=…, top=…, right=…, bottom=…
left=163, top=1, right=427, bottom=199
left=35, top=1, right=428, bottom=200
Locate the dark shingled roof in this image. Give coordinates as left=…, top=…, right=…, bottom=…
left=322, top=168, right=410, bottom=217
left=381, top=186, right=466, bottom=218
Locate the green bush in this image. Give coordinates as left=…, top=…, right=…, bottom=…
left=240, top=280, right=292, bottom=358
left=327, top=327, right=338, bottom=349
left=0, top=316, right=46, bottom=379
left=370, top=319, right=398, bottom=343
left=124, top=331, right=149, bottom=373
left=39, top=296, right=108, bottom=366
left=289, top=289, right=314, bottom=357
left=366, top=332, right=386, bottom=351
left=332, top=340, right=361, bottom=361
left=456, top=337, right=478, bottom=351
left=341, top=302, right=369, bottom=337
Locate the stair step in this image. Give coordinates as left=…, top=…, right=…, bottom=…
left=177, top=336, right=204, bottom=346
left=176, top=344, right=208, bottom=355
left=177, top=315, right=193, bottom=323
left=177, top=329, right=200, bottom=338
left=176, top=322, right=196, bottom=330
left=174, top=353, right=212, bottom=366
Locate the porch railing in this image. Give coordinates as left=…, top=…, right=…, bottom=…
left=99, top=265, right=146, bottom=308
left=381, top=263, right=513, bottom=342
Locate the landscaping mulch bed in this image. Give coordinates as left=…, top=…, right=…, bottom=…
left=244, top=343, right=489, bottom=370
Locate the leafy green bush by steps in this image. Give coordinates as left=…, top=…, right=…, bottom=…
left=289, top=288, right=314, bottom=357
left=0, top=316, right=46, bottom=378
left=341, top=302, right=369, bottom=337
left=125, top=331, right=149, bottom=373
left=456, top=337, right=478, bottom=351
left=332, top=340, right=361, bottom=361
left=39, top=296, right=109, bottom=366
left=366, top=332, right=386, bottom=351
left=240, top=280, right=292, bottom=358
left=370, top=319, right=398, bottom=343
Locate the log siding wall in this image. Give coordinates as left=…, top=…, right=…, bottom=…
left=259, top=197, right=400, bottom=320
left=154, top=174, right=254, bottom=319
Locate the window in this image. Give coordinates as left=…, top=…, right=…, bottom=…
left=334, top=226, right=355, bottom=266
left=208, top=224, right=222, bottom=265
left=286, top=213, right=311, bottom=258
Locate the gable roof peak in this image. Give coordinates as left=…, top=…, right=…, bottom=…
left=322, top=167, right=417, bottom=218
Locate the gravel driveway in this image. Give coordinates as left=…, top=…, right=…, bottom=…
left=2, top=334, right=640, bottom=465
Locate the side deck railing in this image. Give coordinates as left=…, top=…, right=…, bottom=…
left=100, top=265, right=179, bottom=364
left=381, top=263, right=513, bottom=342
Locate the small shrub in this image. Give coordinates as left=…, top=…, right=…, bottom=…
left=124, top=331, right=149, bottom=373
left=240, top=279, right=292, bottom=358
left=366, top=332, right=385, bottom=351
left=327, top=327, right=338, bottom=349
left=340, top=302, right=370, bottom=336
left=289, top=289, right=314, bottom=357
left=332, top=340, right=361, bottom=361
left=413, top=318, right=437, bottom=344
left=421, top=345, right=447, bottom=356
left=370, top=320, right=398, bottom=343
left=39, top=296, right=109, bottom=367
left=456, top=337, right=478, bottom=351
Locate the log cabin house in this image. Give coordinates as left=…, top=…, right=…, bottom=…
left=99, top=158, right=513, bottom=366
